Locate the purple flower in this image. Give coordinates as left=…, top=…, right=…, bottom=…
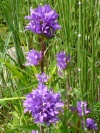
left=56, top=51, right=70, bottom=74
left=70, top=106, right=77, bottom=112
left=23, top=83, right=64, bottom=125
left=32, top=130, right=38, bottom=133
left=70, top=101, right=90, bottom=116
left=25, top=49, right=42, bottom=66
left=82, top=118, right=98, bottom=130
left=36, top=73, right=50, bottom=83
left=77, top=101, right=90, bottom=116
left=25, top=5, right=61, bottom=38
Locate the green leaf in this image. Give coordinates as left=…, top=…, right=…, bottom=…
left=0, top=58, right=28, bottom=85
left=12, top=124, right=39, bottom=131
left=0, top=97, right=25, bottom=103
left=18, top=81, right=38, bottom=92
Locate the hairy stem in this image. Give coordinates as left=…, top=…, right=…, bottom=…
left=40, top=125, right=44, bottom=133
left=40, top=37, right=45, bottom=133
left=40, top=37, right=45, bottom=73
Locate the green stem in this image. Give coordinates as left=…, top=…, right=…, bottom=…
left=49, top=125, right=52, bottom=133
left=78, top=1, right=87, bottom=132
left=91, top=0, right=95, bottom=105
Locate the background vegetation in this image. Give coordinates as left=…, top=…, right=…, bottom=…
left=0, top=0, right=100, bottom=132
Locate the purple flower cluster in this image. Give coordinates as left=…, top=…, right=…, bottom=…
left=25, top=49, right=42, bottom=66
left=82, top=118, right=98, bottom=130
left=77, top=101, right=90, bottom=116
left=70, top=101, right=90, bottom=116
left=36, top=73, right=49, bottom=83
left=70, top=101, right=98, bottom=131
left=25, top=5, right=61, bottom=38
left=32, top=130, right=38, bottom=133
left=23, top=83, right=64, bottom=125
left=56, top=51, right=70, bottom=71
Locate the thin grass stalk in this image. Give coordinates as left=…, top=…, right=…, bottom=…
left=15, top=0, right=19, bottom=31
left=71, top=0, right=77, bottom=89
left=57, top=0, right=67, bottom=43
left=12, top=0, right=24, bottom=68
left=96, top=0, right=100, bottom=102
left=66, top=0, right=72, bottom=101
left=91, top=0, right=95, bottom=105
left=26, top=0, right=33, bottom=50
left=96, top=0, right=99, bottom=102
left=82, top=1, right=86, bottom=94
left=83, top=0, right=88, bottom=95
left=78, top=0, right=82, bottom=99
left=0, top=32, right=12, bottom=75
left=78, top=1, right=87, bottom=132
left=86, top=1, right=90, bottom=101
left=69, top=0, right=72, bottom=88
left=0, top=32, right=12, bottom=97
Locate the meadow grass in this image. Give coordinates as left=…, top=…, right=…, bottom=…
left=0, top=0, right=100, bottom=133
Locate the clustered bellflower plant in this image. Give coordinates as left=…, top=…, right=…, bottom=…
left=32, top=130, right=38, bottom=133
left=25, top=49, right=42, bottom=66
left=23, top=5, right=63, bottom=133
left=23, top=83, right=64, bottom=125
left=70, top=101, right=91, bottom=116
left=25, top=4, right=61, bottom=38
left=23, top=4, right=98, bottom=133
left=77, top=101, right=91, bottom=116
left=36, top=73, right=50, bottom=83
left=70, top=101, right=98, bottom=131
left=56, top=51, right=70, bottom=75
left=82, top=118, right=98, bottom=130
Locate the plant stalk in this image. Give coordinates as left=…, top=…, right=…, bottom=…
left=40, top=37, right=45, bottom=73
left=40, top=125, right=44, bottom=133
left=39, top=36, right=45, bottom=133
